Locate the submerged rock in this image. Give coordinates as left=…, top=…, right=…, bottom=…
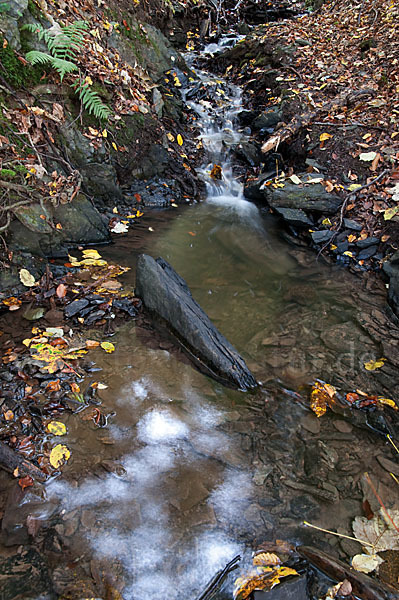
left=135, top=254, right=257, bottom=391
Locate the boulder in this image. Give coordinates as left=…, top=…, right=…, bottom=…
left=252, top=107, right=282, bottom=131
left=263, top=175, right=341, bottom=215
left=135, top=254, right=257, bottom=391
left=8, top=194, right=110, bottom=257
left=383, top=251, right=399, bottom=318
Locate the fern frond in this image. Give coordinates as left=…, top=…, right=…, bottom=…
left=75, top=83, right=112, bottom=121
left=50, top=57, right=79, bottom=81
left=24, top=50, right=53, bottom=67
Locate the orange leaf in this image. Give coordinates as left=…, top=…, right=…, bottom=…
left=56, top=284, right=67, bottom=298
left=18, top=475, right=34, bottom=490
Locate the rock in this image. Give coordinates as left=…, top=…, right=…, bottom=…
left=311, top=230, right=334, bottom=244
left=243, top=171, right=276, bottom=200
left=8, top=194, right=110, bottom=257
left=252, top=107, right=282, bottom=131
left=356, top=236, right=380, bottom=249
left=263, top=176, right=341, bottom=215
left=343, top=218, right=363, bottom=231
left=376, top=455, right=399, bottom=476
left=333, top=420, right=353, bottom=433
left=301, top=414, right=321, bottom=434
left=254, top=576, right=308, bottom=600
left=64, top=298, right=90, bottom=319
left=233, top=142, right=262, bottom=166
left=152, top=87, right=164, bottom=117
left=382, top=252, right=399, bottom=318
left=135, top=254, right=257, bottom=390
left=305, top=158, right=326, bottom=172
left=357, top=245, right=379, bottom=260
left=0, top=548, right=52, bottom=600
left=273, top=207, right=313, bottom=228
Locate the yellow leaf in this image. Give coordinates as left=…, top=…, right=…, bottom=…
left=384, top=207, right=399, bottom=221
left=102, top=129, right=108, bottom=138
left=82, top=249, right=102, bottom=259
left=378, top=398, right=397, bottom=410
left=364, top=358, right=385, bottom=371
left=47, top=421, right=67, bottom=436
left=101, top=341, right=115, bottom=353
left=167, top=132, right=175, bottom=142
left=84, top=76, right=93, bottom=86
left=49, top=444, right=70, bottom=469
left=348, top=234, right=357, bottom=243
left=330, top=244, right=337, bottom=250
left=112, top=142, right=118, bottom=151
left=322, top=218, right=332, bottom=226
left=343, top=251, right=354, bottom=257
left=310, top=381, right=336, bottom=417
left=177, top=134, right=183, bottom=146
left=19, top=268, right=36, bottom=287
left=320, top=132, right=333, bottom=141
left=348, top=183, right=362, bottom=191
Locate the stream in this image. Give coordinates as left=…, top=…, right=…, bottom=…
left=3, top=35, right=399, bottom=600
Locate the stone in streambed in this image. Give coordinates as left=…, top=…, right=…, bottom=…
left=135, top=254, right=257, bottom=391
left=273, top=207, right=313, bottom=228
left=311, top=230, right=334, bottom=244
left=263, top=175, right=341, bottom=215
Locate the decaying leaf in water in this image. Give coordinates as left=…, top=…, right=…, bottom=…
left=18, top=475, right=34, bottom=490
left=2, top=297, right=21, bottom=310
left=352, top=553, right=384, bottom=573
left=310, top=381, right=336, bottom=417
left=86, top=340, right=100, bottom=349
left=210, top=164, right=222, bottom=180
left=49, top=444, right=70, bottom=468
left=47, top=421, right=67, bottom=436
left=364, top=358, right=385, bottom=371
left=253, top=552, right=281, bottom=567
left=353, top=509, right=399, bottom=553
left=234, top=566, right=298, bottom=600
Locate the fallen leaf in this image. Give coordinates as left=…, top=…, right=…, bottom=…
left=18, top=475, right=34, bottom=490
left=253, top=553, right=281, bottom=567
left=353, top=508, right=399, bottom=552
left=47, top=421, right=67, bottom=436
left=364, top=358, right=385, bottom=371
left=352, top=553, right=384, bottom=573
left=359, top=151, right=377, bottom=162
left=177, top=134, right=183, bottom=146
left=4, top=410, right=14, bottom=421
left=82, top=249, right=102, bottom=259
left=384, top=207, right=399, bottom=221
left=86, top=340, right=100, bottom=349
left=210, top=164, right=222, bottom=180
left=100, top=341, right=115, bottom=353
left=378, top=398, right=397, bottom=410
left=320, top=132, right=333, bottom=141
left=310, top=381, right=336, bottom=417
left=49, top=444, right=71, bottom=469
left=289, top=174, right=302, bottom=185
left=19, top=269, right=36, bottom=287
left=167, top=132, right=175, bottom=142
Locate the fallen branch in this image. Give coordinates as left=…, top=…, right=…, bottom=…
left=196, top=555, right=241, bottom=600
left=298, top=545, right=398, bottom=600
left=0, top=441, right=47, bottom=482
left=261, top=88, right=375, bottom=154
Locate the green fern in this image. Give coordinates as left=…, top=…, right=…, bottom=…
left=74, top=81, right=112, bottom=121
left=22, top=20, right=111, bottom=120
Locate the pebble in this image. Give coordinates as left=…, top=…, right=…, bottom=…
left=301, top=414, right=321, bottom=434
left=333, top=420, right=353, bottom=433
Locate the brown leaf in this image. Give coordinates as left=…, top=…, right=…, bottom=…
left=56, top=284, right=67, bottom=298
left=370, top=152, right=381, bottom=172
left=18, top=475, right=34, bottom=490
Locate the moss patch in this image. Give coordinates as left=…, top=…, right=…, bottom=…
left=0, top=36, right=44, bottom=88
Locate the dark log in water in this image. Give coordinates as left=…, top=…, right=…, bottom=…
left=135, top=254, right=257, bottom=391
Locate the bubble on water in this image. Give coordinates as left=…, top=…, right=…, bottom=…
left=137, top=409, right=189, bottom=444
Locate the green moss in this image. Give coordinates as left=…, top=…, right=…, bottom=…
left=27, top=0, right=42, bottom=20
left=0, top=35, right=44, bottom=88
left=0, top=168, right=16, bottom=179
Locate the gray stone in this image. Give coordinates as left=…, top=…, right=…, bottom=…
left=311, top=230, right=334, bottom=244
left=234, top=142, right=262, bottom=166
left=254, top=575, right=308, bottom=600
left=356, top=236, right=380, bottom=249
left=376, top=455, right=399, bottom=476
left=357, top=245, right=378, bottom=260
left=343, top=218, right=363, bottom=231
left=301, top=414, right=321, bottom=434
left=8, top=194, right=110, bottom=257
left=273, top=207, right=313, bottom=228
left=333, top=420, right=353, bottom=433
left=263, top=176, right=341, bottom=214
left=135, top=254, right=257, bottom=390
left=152, top=87, right=164, bottom=117
left=243, top=171, right=275, bottom=200
left=252, top=107, right=282, bottom=131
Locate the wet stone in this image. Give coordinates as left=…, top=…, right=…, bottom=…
left=273, top=207, right=313, bottom=228
left=254, top=575, right=308, bottom=600
left=333, top=420, right=353, bottom=433
left=376, top=454, right=399, bottom=476
left=357, top=245, right=379, bottom=260
left=344, top=218, right=363, bottom=231
left=244, top=503, right=265, bottom=526
left=290, top=494, right=319, bottom=520
left=301, top=414, right=321, bottom=434
left=356, top=236, right=380, bottom=249
left=64, top=298, right=90, bottom=318
left=311, top=230, right=334, bottom=244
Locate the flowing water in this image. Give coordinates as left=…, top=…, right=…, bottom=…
left=11, top=38, right=399, bottom=599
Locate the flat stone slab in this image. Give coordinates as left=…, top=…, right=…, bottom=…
left=135, top=254, right=257, bottom=391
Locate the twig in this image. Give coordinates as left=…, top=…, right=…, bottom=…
left=312, top=121, right=384, bottom=131
left=390, top=473, right=399, bottom=486
left=387, top=434, right=399, bottom=454
left=364, top=472, right=399, bottom=535
left=196, top=555, right=241, bottom=600
left=303, top=521, right=374, bottom=548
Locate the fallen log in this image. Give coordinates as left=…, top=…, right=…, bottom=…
left=298, top=545, right=398, bottom=600
left=135, top=254, right=257, bottom=391
left=0, top=442, right=47, bottom=482
left=261, top=88, right=375, bottom=154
